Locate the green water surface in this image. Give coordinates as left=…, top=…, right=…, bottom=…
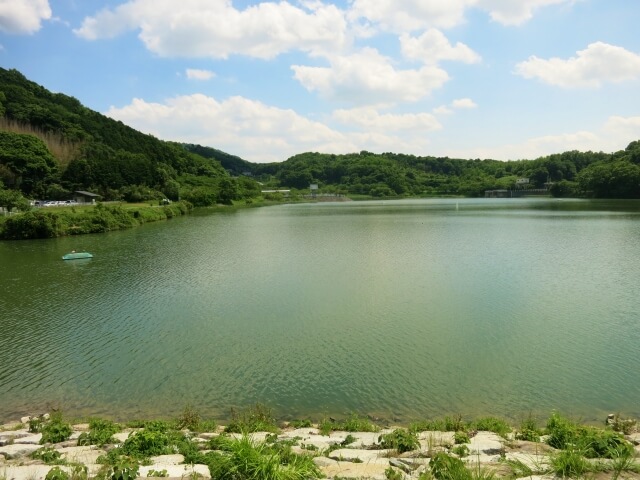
left=1, top=198, right=639, bottom=423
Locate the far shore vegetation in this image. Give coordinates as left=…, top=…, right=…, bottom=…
left=1, top=65, right=640, bottom=240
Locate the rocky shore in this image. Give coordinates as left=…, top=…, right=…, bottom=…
left=1, top=413, right=639, bottom=480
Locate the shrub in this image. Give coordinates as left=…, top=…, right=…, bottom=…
left=45, top=467, right=69, bottom=480
left=225, top=403, right=279, bottom=434
left=77, top=418, right=121, bottom=447
left=545, top=412, right=632, bottom=458
left=454, top=431, right=470, bottom=444
left=516, top=414, right=540, bottom=442
left=120, top=429, right=175, bottom=458
left=31, top=447, right=63, bottom=464
left=379, top=429, right=420, bottom=453
left=40, top=412, right=73, bottom=444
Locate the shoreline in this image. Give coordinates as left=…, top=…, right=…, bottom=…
left=1, top=408, right=639, bottom=480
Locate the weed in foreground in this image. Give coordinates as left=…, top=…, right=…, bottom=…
left=379, top=429, right=420, bottom=453
left=225, top=403, right=279, bottom=434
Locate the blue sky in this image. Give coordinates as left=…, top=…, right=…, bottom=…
left=1, top=0, right=639, bottom=163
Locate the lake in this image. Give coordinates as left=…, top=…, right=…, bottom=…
left=1, top=198, right=639, bottom=424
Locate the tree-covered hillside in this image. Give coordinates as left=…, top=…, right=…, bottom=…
left=0, top=68, right=258, bottom=206
left=1, top=66, right=639, bottom=208
left=250, top=145, right=640, bottom=198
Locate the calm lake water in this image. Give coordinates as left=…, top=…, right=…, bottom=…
left=1, top=198, right=639, bottom=424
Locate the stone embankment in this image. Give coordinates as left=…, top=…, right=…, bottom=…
left=1, top=416, right=640, bottom=480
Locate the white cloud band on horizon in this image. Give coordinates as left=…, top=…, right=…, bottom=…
left=0, top=0, right=51, bottom=34
left=515, top=42, right=640, bottom=88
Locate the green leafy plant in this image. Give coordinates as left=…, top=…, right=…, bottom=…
left=77, top=418, right=121, bottom=447
left=45, top=467, right=69, bottom=480
left=451, top=445, right=469, bottom=457
left=453, top=431, right=470, bottom=444
left=379, top=429, right=420, bottom=453
left=385, top=466, right=403, bottom=480
left=340, top=434, right=357, bottom=447
left=545, top=412, right=632, bottom=458
left=31, top=447, right=64, bottom=464
left=146, top=469, right=168, bottom=477
left=40, top=412, right=73, bottom=445
left=516, top=414, right=540, bottom=442
left=176, top=405, right=201, bottom=431
left=111, top=459, right=140, bottom=480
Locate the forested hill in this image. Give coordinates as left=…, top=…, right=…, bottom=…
left=1, top=66, right=639, bottom=204
left=0, top=67, right=259, bottom=206
left=250, top=145, right=640, bottom=198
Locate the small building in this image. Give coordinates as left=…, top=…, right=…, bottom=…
left=73, top=191, right=101, bottom=204
left=515, top=178, right=530, bottom=186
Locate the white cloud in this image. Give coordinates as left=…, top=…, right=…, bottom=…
left=477, top=0, right=575, bottom=26
left=333, top=107, right=441, bottom=132
left=105, top=94, right=443, bottom=162
left=0, top=0, right=51, bottom=34
left=445, top=115, right=640, bottom=160
left=74, top=0, right=347, bottom=59
left=451, top=98, right=477, bottom=109
left=347, top=0, right=575, bottom=32
left=292, top=48, right=449, bottom=105
left=515, top=42, right=640, bottom=88
left=400, top=29, right=481, bottom=65
left=348, top=0, right=470, bottom=32
left=105, top=94, right=353, bottom=162
left=433, top=98, right=477, bottom=115
left=433, top=105, right=453, bottom=115
left=185, top=69, right=215, bottom=81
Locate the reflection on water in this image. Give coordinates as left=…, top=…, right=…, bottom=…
left=1, top=198, right=640, bottom=422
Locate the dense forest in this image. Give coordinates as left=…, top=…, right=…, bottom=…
left=1, top=66, right=639, bottom=216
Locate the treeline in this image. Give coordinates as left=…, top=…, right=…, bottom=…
left=249, top=144, right=640, bottom=198
left=0, top=68, right=260, bottom=206
left=1, top=66, right=639, bottom=210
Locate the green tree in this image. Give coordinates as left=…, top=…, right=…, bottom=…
left=0, top=187, right=30, bottom=212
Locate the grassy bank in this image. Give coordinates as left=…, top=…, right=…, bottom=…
left=0, top=202, right=192, bottom=240
left=1, top=406, right=638, bottom=480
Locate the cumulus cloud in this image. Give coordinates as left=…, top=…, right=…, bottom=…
left=451, top=98, right=477, bottom=109
left=515, top=42, right=640, bottom=88
left=347, top=0, right=575, bottom=32
left=74, top=0, right=347, bottom=59
left=433, top=98, right=477, bottom=115
left=348, top=0, right=469, bottom=31
left=400, top=29, right=481, bottom=64
left=105, top=94, right=442, bottom=161
left=185, top=69, right=215, bottom=81
left=0, top=0, right=51, bottom=34
left=333, top=107, right=441, bottom=132
left=105, top=94, right=354, bottom=162
left=445, top=115, right=640, bottom=160
left=292, top=48, right=449, bottom=105
left=477, top=0, right=575, bottom=26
